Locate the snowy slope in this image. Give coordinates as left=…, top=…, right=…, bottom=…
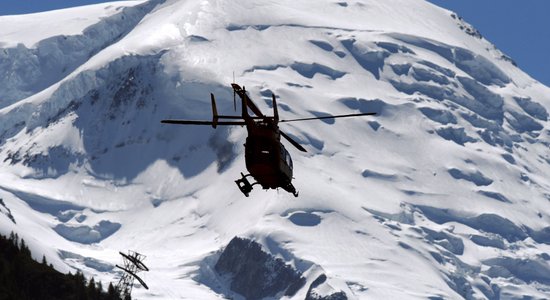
left=0, top=1, right=146, bottom=48
left=1, top=0, right=550, bottom=299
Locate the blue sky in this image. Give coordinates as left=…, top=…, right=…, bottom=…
left=427, top=0, right=550, bottom=87
left=0, top=1, right=130, bottom=15
left=0, top=0, right=548, bottom=86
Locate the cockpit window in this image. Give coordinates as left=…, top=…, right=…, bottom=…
left=287, top=154, right=293, bottom=169
left=281, top=145, right=293, bottom=169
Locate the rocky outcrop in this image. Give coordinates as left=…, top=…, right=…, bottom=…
left=305, top=274, right=348, bottom=300
left=215, top=237, right=305, bottom=299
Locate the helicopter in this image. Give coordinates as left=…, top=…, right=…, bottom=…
left=161, top=83, right=376, bottom=197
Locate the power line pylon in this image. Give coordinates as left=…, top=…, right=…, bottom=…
left=115, top=250, right=149, bottom=299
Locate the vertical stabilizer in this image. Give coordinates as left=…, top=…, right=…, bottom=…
left=211, top=93, right=218, bottom=128
left=241, top=86, right=249, bottom=120
left=272, top=93, right=279, bottom=123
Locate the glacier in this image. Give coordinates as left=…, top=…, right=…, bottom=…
left=1, top=0, right=550, bottom=299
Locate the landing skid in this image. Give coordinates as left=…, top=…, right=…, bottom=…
left=282, top=182, right=299, bottom=197
left=235, top=173, right=257, bottom=197
left=235, top=173, right=299, bottom=197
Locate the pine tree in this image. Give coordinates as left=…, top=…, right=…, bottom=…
left=107, top=282, right=120, bottom=300
left=0, top=232, right=123, bottom=300
left=75, top=270, right=87, bottom=299
left=19, top=238, right=31, bottom=257
left=87, top=277, right=96, bottom=299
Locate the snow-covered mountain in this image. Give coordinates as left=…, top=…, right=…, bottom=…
left=1, top=0, right=550, bottom=299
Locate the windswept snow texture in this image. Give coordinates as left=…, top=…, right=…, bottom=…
left=1, top=0, right=550, bottom=299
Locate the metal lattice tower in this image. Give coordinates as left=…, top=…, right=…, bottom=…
left=116, top=250, right=149, bottom=299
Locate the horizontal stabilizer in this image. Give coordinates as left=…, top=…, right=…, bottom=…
left=161, top=119, right=246, bottom=126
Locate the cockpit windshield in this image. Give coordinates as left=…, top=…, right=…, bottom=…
left=280, top=145, right=293, bottom=169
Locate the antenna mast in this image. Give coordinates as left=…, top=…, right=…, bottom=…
left=115, top=250, right=149, bottom=299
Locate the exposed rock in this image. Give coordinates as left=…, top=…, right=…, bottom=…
left=305, top=274, right=348, bottom=300
left=215, top=237, right=305, bottom=299
left=0, top=198, right=16, bottom=224
left=422, top=227, right=464, bottom=255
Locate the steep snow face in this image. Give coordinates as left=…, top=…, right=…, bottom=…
left=1, top=0, right=550, bottom=299
left=0, top=0, right=153, bottom=107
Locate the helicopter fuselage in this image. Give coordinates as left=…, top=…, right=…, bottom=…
left=161, top=82, right=375, bottom=197
left=244, top=120, right=296, bottom=195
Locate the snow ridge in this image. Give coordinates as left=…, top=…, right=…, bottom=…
left=0, top=0, right=161, bottom=107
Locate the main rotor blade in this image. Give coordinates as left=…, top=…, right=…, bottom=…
left=161, top=120, right=245, bottom=126
left=279, top=112, right=377, bottom=123
left=280, top=131, right=307, bottom=152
